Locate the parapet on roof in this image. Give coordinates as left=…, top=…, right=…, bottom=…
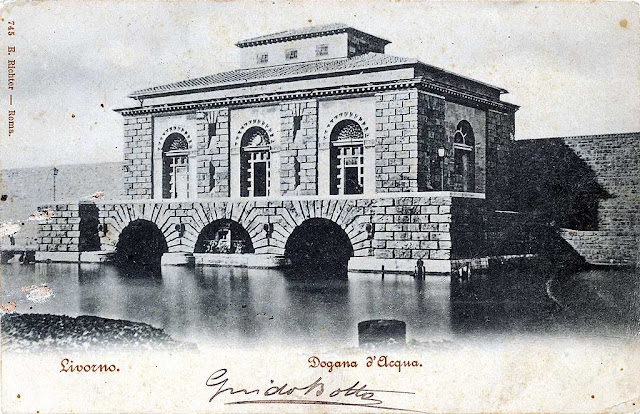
left=236, top=22, right=390, bottom=48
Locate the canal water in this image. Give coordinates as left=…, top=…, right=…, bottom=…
left=1, top=261, right=638, bottom=348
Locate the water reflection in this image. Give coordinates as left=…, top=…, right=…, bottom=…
left=1, top=261, right=638, bottom=348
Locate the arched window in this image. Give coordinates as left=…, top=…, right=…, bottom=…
left=330, top=120, right=364, bottom=195
left=240, top=127, right=271, bottom=197
left=162, top=133, right=189, bottom=199
left=194, top=219, right=255, bottom=254
left=453, top=121, right=475, bottom=192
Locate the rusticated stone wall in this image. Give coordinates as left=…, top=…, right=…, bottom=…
left=370, top=196, right=453, bottom=260
left=36, top=204, right=81, bottom=252
left=123, top=116, right=153, bottom=199
left=197, top=108, right=230, bottom=197
left=280, top=100, right=318, bottom=195
left=504, top=133, right=640, bottom=266
left=37, top=194, right=488, bottom=267
left=485, top=109, right=515, bottom=206
left=375, top=89, right=425, bottom=192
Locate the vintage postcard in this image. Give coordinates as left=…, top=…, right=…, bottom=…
left=1, top=0, right=639, bottom=412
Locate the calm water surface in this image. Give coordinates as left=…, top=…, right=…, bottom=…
left=2, top=262, right=638, bottom=347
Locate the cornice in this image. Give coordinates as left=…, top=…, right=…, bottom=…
left=115, top=78, right=519, bottom=117
left=236, top=27, right=390, bottom=48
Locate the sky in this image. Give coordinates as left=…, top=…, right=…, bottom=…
left=0, top=0, right=638, bottom=169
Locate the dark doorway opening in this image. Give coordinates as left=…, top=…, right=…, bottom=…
left=284, top=218, right=354, bottom=276
left=344, top=166, right=362, bottom=194
left=79, top=203, right=100, bottom=252
left=114, top=219, right=168, bottom=267
left=194, top=219, right=254, bottom=254
left=253, top=162, right=268, bottom=197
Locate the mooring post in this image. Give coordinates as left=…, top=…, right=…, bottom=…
left=358, top=319, right=406, bottom=347
left=381, top=265, right=385, bottom=280
left=416, top=258, right=424, bottom=279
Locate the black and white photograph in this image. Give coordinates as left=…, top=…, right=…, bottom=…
left=0, top=1, right=638, bottom=412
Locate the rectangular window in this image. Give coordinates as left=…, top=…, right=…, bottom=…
left=316, top=44, right=329, bottom=56
left=285, top=49, right=298, bottom=60
left=257, top=53, right=269, bottom=64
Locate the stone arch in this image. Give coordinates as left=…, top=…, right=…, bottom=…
left=284, top=218, right=354, bottom=271
left=194, top=218, right=255, bottom=254
left=319, top=113, right=374, bottom=196
left=328, top=119, right=366, bottom=195
left=161, top=133, right=191, bottom=199
left=230, top=121, right=276, bottom=198
left=157, top=126, right=194, bottom=152
left=452, top=120, right=475, bottom=192
left=187, top=201, right=262, bottom=254
left=114, top=219, right=168, bottom=267
left=233, top=119, right=275, bottom=150
left=99, top=203, right=195, bottom=254
left=321, top=112, right=370, bottom=147
left=154, top=126, right=197, bottom=199
left=274, top=199, right=372, bottom=259
left=239, top=126, right=272, bottom=197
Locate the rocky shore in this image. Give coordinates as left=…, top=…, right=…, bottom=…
left=1, top=313, right=196, bottom=352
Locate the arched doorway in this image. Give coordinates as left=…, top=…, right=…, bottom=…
left=453, top=121, right=475, bottom=192
left=194, top=219, right=254, bottom=254
left=240, top=127, right=271, bottom=197
left=284, top=218, right=354, bottom=273
left=330, top=120, right=365, bottom=195
left=114, top=219, right=168, bottom=267
left=162, top=133, right=190, bottom=199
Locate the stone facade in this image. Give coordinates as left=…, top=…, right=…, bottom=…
left=35, top=193, right=482, bottom=272
left=370, top=195, right=455, bottom=261
left=197, top=108, right=230, bottom=197
left=485, top=110, right=515, bottom=206
left=35, top=23, right=520, bottom=273
left=279, top=100, right=318, bottom=195
left=36, top=204, right=80, bottom=253
left=375, top=90, right=421, bottom=192
left=123, top=116, right=153, bottom=199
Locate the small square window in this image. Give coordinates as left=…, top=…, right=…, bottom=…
left=316, top=44, right=329, bottom=56
left=257, top=53, right=269, bottom=64
left=285, top=49, right=298, bottom=60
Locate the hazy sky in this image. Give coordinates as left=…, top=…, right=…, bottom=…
left=0, top=0, right=638, bottom=169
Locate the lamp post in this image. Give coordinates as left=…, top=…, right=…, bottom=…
left=437, top=147, right=446, bottom=191
left=52, top=167, right=59, bottom=201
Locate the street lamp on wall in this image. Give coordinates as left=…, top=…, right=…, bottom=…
left=52, top=167, right=59, bottom=201
left=437, top=147, right=446, bottom=191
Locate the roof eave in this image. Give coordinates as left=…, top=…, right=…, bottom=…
left=236, top=27, right=390, bottom=48
left=128, top=60, right=417, bottom=100
left=416, top=61, right=508, bottom=95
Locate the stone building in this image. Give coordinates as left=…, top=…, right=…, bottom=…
left=35, top=23, right=518, bottom=273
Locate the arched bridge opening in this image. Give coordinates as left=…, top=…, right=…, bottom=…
left=194, top=219, right=254, bottom=254
left=285, top=218, right=354, bottom=275
left=114, top=219, right=168, bottom=267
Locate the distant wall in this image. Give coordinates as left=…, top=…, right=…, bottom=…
left=502, top=133, right=640, bottom=266
left=0, top=162, right=122, bottom=248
